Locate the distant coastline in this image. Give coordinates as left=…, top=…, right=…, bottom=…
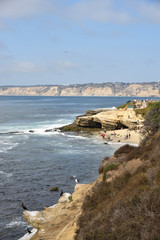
left=0, top=82, right=160, bottom=97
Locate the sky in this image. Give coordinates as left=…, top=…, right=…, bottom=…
left=0, top=0, right=160, bottom=86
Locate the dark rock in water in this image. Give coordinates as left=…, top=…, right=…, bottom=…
left=118, top=140, right=121, bottom=142
left=104, top=142, right=109, bottom=145
left=45, top=128, right=58, bottom=132
left=50, top=186, right=59, bottom=192
left=29, top=130, right=34, bottom=133
left=45, top=129, right=54, bottom=132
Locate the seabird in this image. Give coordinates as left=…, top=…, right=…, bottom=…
left=75, top=178, right=79, bottom=183
left=27, top=228, right=32, bottom=234
left=60, top=189, right=63, bottom=197
left=21, top=202, right=28, bottom=210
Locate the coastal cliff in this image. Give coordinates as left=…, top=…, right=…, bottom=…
left=0, top=82, right=160, bottom=96
left=20, top=102, right=160, bottom=240
left=74, top=108, right=143, bottom=130
left=20, top=132, right=160, bottom=240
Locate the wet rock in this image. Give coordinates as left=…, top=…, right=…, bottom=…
left=50, top=186, right=59, bottom=191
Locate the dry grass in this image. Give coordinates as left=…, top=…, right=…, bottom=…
left=75, top=133, right=160, bottom=240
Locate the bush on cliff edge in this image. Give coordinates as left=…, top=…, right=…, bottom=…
left=144, top=102, right=160, bottom=135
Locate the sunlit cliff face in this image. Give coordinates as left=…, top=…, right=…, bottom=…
left=0, top=83, right=159, bottom=97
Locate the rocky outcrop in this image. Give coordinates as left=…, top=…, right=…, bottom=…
left=19, top=158, right=143, bottom=240
left=19, top=185, right=93, bottom=240
left=0, top=82, right=159, bottom=96
left=74, top=109, right=144, bottom=130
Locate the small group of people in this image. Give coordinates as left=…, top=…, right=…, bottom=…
left=124, top=131, right=131, bottom=140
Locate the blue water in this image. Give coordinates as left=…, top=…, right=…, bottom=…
left=0, top=96, right=155, bottom=240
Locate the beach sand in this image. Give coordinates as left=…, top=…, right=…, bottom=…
left=100, top=129, right=142, bottom=145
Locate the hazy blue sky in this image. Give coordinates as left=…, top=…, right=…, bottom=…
left=0, top=0, right=160, bottom=85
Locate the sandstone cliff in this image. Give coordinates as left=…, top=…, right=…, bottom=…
left=73, top=108, right=144, bottom=130
left=0, top=82, right=159, bottom=96
left=19, top=184, right=94, bottom=240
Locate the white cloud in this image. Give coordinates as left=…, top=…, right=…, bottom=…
left=124, top=0, right=160, bottom=23
left=12, top=61, right=46, bottom=73
left=0, top=0, right=159, bottom=27
left=51, top=61, right=80, bottom=71
left=0, top=0, right=54, bottom=19
left=0, top=60, right=81, bottom=75
left=135, top=1, right=160, bottom=23
left=62, top=0, right=131, bottom=24
left=64, top=0, right=160, bottom=24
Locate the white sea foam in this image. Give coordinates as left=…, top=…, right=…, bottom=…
left=106, top=142, right=124, bottom=145
left=22, top=122, right=72, bottom=135
left=64, top=134, right=87, bottom=140
left=0, top=142, right=19, bottom=153
left=6, top=218, right=28, bottom=228
left=0, top=170, right=12, bottom=177
left=106, top=142, right=138, bottom=146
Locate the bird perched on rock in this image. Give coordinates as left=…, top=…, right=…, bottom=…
left=21, top=202, right=28, bottom=210
left=60, top=189, right=63, bottom=197
left=75, top=178, right=79, bottom=183
left=27, top=228, right=32, bottom=234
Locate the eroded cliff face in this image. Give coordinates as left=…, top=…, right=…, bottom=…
left=74, top=108, right=144, bottom=130
left=0, top=82, right=159, bottom=96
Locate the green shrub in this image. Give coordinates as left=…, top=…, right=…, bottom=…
left=114, top=144, right=137, bottom=157
left=117, top=103, right=128, bottom=109
left=144, top=102, right=160, bottom=135
left=103, top=163, right=118, bottom=181
left=68, top=195, right=73, bottom=202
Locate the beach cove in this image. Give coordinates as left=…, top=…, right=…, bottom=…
left=1, top=96, right=145, bottom=240
left=18, top=99, right=148, bottom=240
left=19, top=103, right=160, bottom=240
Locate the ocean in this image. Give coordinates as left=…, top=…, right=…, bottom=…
left=0, top=96, right=152, bottom=240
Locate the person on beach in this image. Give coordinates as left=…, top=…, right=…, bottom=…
left=101, top=133, right=105, bottom=139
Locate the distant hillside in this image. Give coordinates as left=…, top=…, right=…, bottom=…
left=0, top=82, right=159, bottom=97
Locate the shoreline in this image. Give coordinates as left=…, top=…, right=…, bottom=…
left=99, top=128, right=142, bottom=145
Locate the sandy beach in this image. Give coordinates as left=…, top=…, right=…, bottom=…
left=100, top=128, right=142, bottom=145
